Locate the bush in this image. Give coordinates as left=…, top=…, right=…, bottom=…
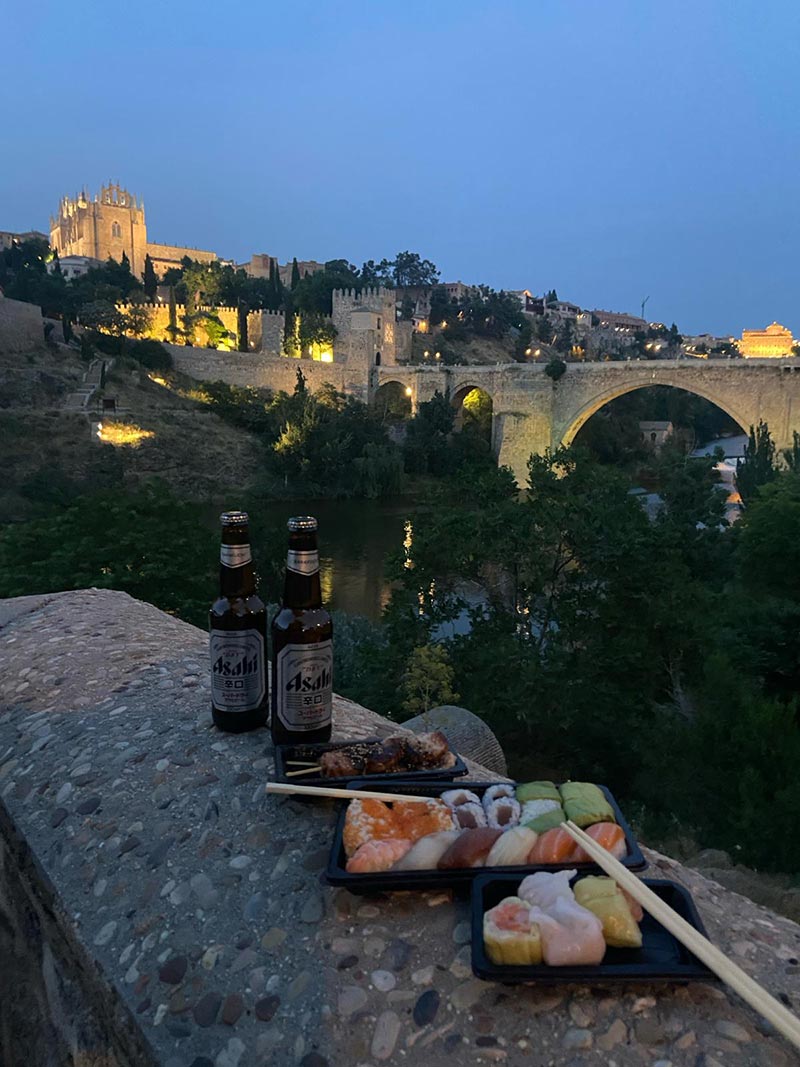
left=544, top=358, right=567, bottom=381
left=129, top=339, right=173, bottom=373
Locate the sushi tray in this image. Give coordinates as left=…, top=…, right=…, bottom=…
left=326, top=778, right=647, bottom=893
left=274, top=730, right=467, bottom=788
left=472, top=871, right=716, bottom=984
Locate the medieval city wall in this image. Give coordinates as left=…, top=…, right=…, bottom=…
left=0, top=295, right=44, bottom=353
left=145, top=242, right=217, bottom=269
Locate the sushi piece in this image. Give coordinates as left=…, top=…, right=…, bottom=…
left=559, top=782, right=616, bottom=828
left=342, top=798, right=403, bottom=858
left=438, top=827, right=502, bottom=869
left=483, top=896, right=542, bottom=965
left=393, top=799, right=455, bottom=842
left=482, top=783, right=515, bottom=805
left=453, top=801, right=488, bottom=829
left=520, top=798, right=561, bottom=823
left=346, top=838, right=413, bottom=873
left=516, top=781, right=560, bottom=804
left=441, top=788, right=481, bottom=808
left=573, top=876, right=642, bottom=948
left=392, top=830, right=462, bottom=871
left=531, top=898, right=606, bottom=966
left=570, top=822, right=627, bottom=863
left=485, top=826, right=539, bottom=867
left=485, top=796, right=521, bottom=829
left=518, top=869, right=577, bottom=909
left=527, top=827, right=578, bottom=865
left=523, top=806, right=567, bottom=835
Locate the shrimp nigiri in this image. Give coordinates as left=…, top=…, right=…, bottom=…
left=346, top=837, right=412, bottom=873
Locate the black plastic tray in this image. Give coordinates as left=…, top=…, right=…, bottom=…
left=325, top=779, right=647, bottom=893
left=274, top=736, right=467, bottom=789
left=472, top=872, right=716, bottom=984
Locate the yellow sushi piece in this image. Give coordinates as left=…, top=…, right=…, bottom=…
left=483, top=896, right=543, bottom=965
left=573, top=877, right=642, bottom=948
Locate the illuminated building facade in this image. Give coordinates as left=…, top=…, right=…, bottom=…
left=739, top=322, right=795, bottom=358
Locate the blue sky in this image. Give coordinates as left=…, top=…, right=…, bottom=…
left=5, top=0, right=799, bottom=335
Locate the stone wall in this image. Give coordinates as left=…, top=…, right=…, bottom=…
left=0, top=295, right=44, bottom=353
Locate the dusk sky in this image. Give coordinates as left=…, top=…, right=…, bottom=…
left=6, top=0, right=799, bottom=335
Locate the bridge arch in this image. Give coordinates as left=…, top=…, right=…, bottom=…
left=558, top=378, right=751, bottom=448
left=450, top=383, right=495, bottom=443
left=372, top=378, right=412, bottom=421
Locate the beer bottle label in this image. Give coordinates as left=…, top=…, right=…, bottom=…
left=275, top=640, right=333, bottom=731
left=210, top=629, right=265, bottom=712
left=220, top=543, right=252, bottom=568
left=286, top=549, right=319, bottom=576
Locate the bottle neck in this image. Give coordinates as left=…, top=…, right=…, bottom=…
left=219, top=527, right=257, bottom=600
left=283, top=532, right=322, bottom=610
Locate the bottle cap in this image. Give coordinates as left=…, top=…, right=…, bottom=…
left=287, top=515, right=317, bottom=532
left=220, top=511, right=249, bottom=526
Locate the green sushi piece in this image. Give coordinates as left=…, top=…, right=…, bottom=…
left=516, top=781, right=560, bottom=804
left=523, top=806, right=566, bottom=833
left=559, top=782, right=616, bottom=828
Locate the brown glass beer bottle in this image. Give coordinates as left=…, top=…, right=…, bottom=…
left=271, top=516, right=333, bottom=744
left=209, top=511, right=268, bottom=732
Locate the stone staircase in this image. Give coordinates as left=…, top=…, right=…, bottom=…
left=62, top=357, right=110, bottom=411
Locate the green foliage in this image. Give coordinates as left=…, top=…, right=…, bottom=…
left=781, top=430, right=800, bottom=472
left=736, top=474, right=800, bottom=602
left=737, top=420, right=777, bottom=503
left=401, top=644, right=459, bottom=715
left=143, top=254, right=158, bottom=301
left=544, top=358, right=567, bottom=381
left=0, top=483, right=215, bottom=626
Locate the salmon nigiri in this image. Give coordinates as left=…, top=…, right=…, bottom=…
left=570, top=822, right=626, bottom=863
left=346, top=837, right=412, bottom=873
left=527, top=827, right=578, bottom=865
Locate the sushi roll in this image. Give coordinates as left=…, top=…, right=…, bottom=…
left=393, top=799, right=456, bottom=842
left=392, top=830, right=462, bottom=871
left=438, top=827, right=502, bottom=869
left=485, top=826, right=539, bottom=867
left=485, top=796, right=521, bottom=829
left=516, top=781, right=560, bottom=805
left=441, top=788, right=481, bottom=808
left=346, top=838, right=413, bottom=873
left=573, top=876, right=642, bottom=948
left=453, top=801, right=487, bottom=829
left=483, top=896, right=542, bottom=965
left=482, top=783, right=515, bottom=806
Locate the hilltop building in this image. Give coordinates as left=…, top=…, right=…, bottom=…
left=739, top=322, right=795, bottom=358
left=49, top=183, right=218, bottom=281
left=237, top=254, right=325, bottom=287
left=0, top=229, right=48, bottom=252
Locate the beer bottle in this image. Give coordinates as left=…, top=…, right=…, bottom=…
left=209, top=511, right=268, bottom=733
left=271, top=516, right=333, bottom=744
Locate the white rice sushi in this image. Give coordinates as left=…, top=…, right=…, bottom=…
left=520, top=798, right=561, bottom=824
left=453, top=801, right=487, bottom=828
left=441, top=788, right=481, bottom=808
left=391, top=830, right=462, bottom=871
left=485, top=826, right=539, bottom=867
left=482, top=783, right=515, bottom=806
left=485, top=796, right=521, bottom=829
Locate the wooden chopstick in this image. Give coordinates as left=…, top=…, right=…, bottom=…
left=284, top=766, right=322, bottom=777
left=266, top=782, right=433, bottom=803
left=561, top=820, right=800, bottom=1052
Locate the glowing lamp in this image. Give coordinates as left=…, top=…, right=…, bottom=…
left=405, top=386, right=413, bottom=397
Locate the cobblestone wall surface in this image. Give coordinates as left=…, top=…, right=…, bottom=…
left=0, top=295, right=44, bottom=353
left=0, top=590, right=799, bottom=1067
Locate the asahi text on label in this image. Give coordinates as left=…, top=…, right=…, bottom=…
left=210, top=629, right=265, bottom=712
left=286, top=549, right=319, bottom=576
left=275, top=640, right=333, bottom=731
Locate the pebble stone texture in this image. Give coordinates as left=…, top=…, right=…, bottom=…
left=0, top=590, right=799, bottom=1067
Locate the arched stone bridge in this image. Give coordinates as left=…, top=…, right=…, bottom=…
left=374, top=359, right=800, bottom=484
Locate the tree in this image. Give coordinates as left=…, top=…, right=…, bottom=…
left=237, top=301, right=249, bottom=352
left=401, top=644, right=459, bottom=715
left=391, top=251, right=439, bottom=288
left=166, top=285, right=180, bottom=342
left=360, top=259, right=393, bottom=287
left=736, top=420, right=777, bottom=503
left=544, top=358, right=567, bottom=381
left=782, top=430, right=800, bottom=472
left=290, top=257, right=301, bottom=289
left=143, top=254, right=158, bottom=301
left=736, top=474, right=800, bottom=602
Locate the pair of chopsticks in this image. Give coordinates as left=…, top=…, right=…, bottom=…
left=266, top=782, right=432, bottom=803
left=561, top=820, right=800, bottom=1053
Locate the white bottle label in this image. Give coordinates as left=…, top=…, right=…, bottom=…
left=287, top=549, right=319, bottom=575
left=210, top=629, right=265, bottom=712
left=221, top=543, right=252, bottom=567
left=275, top=640, right=333, bottom=731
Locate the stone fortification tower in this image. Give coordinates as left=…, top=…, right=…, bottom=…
left=331, top=287, right=397, bottom=369
left=50, top=183, right=147, bottom=278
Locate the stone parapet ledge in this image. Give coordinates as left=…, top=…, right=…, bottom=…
left=0, top=590, right=798, bottom=1067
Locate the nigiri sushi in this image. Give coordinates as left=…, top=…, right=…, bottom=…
left=343, top=798, right=403, bottom=858
left=516, top=781, right=560, bottom=804
left=485, top=796, right=521, bottom=829
left=527, top=827, right=578, bottom=865
left=393, top=798, right=455, bottom=842
left=485, top=826, right=539, bottom=867
left=559, top=782, right=616, bottom=828
left=438, top=827, right=502, bottom=869
left=518, top=869, right=577, bottom=909
left=569, top=822, right=626, bottom=863
left=346, top=838, right=412, bottom=873
left=483, top=896, right=542, bottom=965
left=441, top=788, right=481, bottom=808
left=392, top=830, right=461, bottom=871
left=573, top=876, right=642, bottom=948
left=531, top=898, right=606, bottom=966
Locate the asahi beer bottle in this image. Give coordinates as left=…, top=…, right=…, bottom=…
left=271, top=516, right=333, bottom=744
left=209, top=511, right=268, bottom=733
